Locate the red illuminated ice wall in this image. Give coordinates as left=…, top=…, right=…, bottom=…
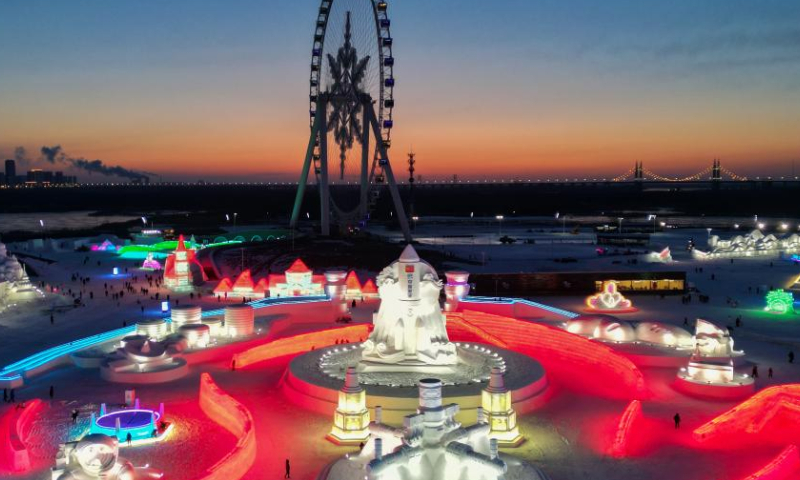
left=609, top=400, right=643, bottom=458
left=195, top=373, right=257, bottom=480
left=447, top=311, right=648, bottom=400
left=232, top=324, right=372, bottom=369
left=0, top=399, right=46, bottom=473
left=694, top=385, right=800, bottom=447
left=740, top=445, right=800, bottom=480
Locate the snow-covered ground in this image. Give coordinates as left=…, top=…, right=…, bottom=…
left=2, top=228, right=800, bottom=480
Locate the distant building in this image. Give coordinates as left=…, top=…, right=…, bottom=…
left=23, top=168, right=77, bottom=186
left=4, top=159, right=15, bottom=185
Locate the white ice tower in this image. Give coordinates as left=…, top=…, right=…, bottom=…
left=365, top=378, right=506, bottom=480
left=361, top=244, right=457, bottom=371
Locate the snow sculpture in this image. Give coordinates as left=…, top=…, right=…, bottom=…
left=695, top=229, right=800, bottom=259
left=585, top=281, right=636, bottom=313
left=0, top=242, right=41, bottom=309
left=361, top=245, right=457, bottom=370
left=634, top=322, right=694, bottom=349
left=482, top=367, right=523, bottom=446
left=328, top=367, right=370, bottom=444
left=693, top=319, right=741, bottom=358
left=566, top=315, right=636, bottom=343
left=366, top=379, right=506, bottom=480
left=51, top=434, right=162, bottom=480
left=678, top=319, right=749, bottom=387
left=100, top=336, right=188, bottom=383
left=644, top=247, right=673, bottom=263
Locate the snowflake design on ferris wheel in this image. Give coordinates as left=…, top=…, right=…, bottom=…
left=326, top=12, right=371, bottom=179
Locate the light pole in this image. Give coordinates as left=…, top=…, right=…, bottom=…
left=412, top=216, right=419, bottom=232
left=234, top=212, right=238, bottom=228
left=556, top=212, right=566, bottom=234
left=649, top=214, right=657, bottom=233
left=496, top=215, right=504, bottom=237
left=617, top=217, right=624, bottom=234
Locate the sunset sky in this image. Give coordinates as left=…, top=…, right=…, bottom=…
left=1, top=0, right=799, bottom=181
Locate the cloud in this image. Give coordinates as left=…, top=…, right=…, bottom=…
left=653, top=28, right=800, bottom=60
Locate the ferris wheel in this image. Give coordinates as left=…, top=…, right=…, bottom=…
left=291, top=0, right=411, bottom=241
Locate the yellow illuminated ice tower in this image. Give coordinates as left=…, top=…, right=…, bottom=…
left=481, top=367, right=523, bottom=446
left=328, top=366, right=370, bottom=445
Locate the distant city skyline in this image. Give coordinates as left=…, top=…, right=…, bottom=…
left=1, top=0, right=799, bottom=182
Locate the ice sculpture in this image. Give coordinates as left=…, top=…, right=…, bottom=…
left=361, top=245, right=457, bottom=369
left=52, top=434, right=162, bottom=479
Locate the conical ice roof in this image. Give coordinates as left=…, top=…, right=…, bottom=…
left=399, top=244, right=420, bottom=263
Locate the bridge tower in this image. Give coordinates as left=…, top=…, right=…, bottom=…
left=634, top=161, right=643, bottom=180
left=712, top=159, right=722, bottom=181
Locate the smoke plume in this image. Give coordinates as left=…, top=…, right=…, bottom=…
left=40, top=145, right=64, bottom=164
left=13, top=146, right=30, bottom=166
left=38, top=144, right=150, bottom=181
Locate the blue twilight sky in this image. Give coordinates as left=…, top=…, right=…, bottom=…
left=1, top=0, right=799, bottom=181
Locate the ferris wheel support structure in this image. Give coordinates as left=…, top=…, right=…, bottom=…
left=290, top=94, right=411, bottom=242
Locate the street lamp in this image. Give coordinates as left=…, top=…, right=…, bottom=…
left=234, top=212, right=238, bottom=228
left=412, top=216, right=419, bottom=231
left=556, top=212, right=566, bottom=234
left=495, top=215, right=504, bottom=237
left=648, top=214, right=657, bottom=233
left=617, top=217, right=624, bottom=234
left=706, top=228, right=713, bottom=240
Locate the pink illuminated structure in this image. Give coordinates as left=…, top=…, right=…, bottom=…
left=361, top=279, right=378, bottom=297
left=141, top=253, right=162, bottom=271
left=90, top=239, right=118, bottom=252
left=0, top=399, right=45, bottom=472
left=585, top=281, right=637, bottom=313
left=163, top=235, right=206, bottom=291
left=344, top=271, right=363, bottom=299
left=267, top=259, right=326, bottom=297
